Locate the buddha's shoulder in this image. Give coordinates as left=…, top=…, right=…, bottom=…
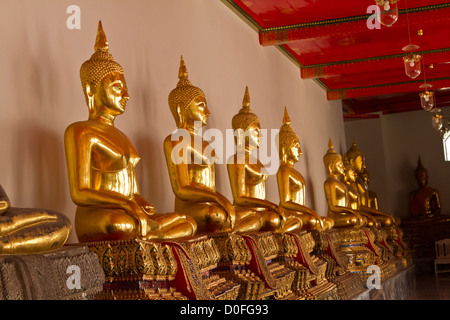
left=65, top=121, right=117, bottom=137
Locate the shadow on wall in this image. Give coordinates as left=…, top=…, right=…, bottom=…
left=8, top=27, right=67, bottom=213
left=394, top=159, right=417, bottom=218
left=300, top=140, right=317, bottom=214
left=11, top=121, right=67, bottom=212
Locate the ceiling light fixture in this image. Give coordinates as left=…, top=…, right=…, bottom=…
left=375, top=0, right=399, bottom=27
left=402, top=0, right=421, bottom=79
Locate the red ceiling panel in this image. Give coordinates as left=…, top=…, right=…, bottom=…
left=223, top=0, right=450, bottom=115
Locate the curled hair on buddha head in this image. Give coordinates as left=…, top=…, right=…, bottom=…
left=415, top=155, right=428, bottom=182
left=279, top=107, right=299, bottom=161
left=79, top=21, right=124, bottom=110
left=415, top=155, right=427, bottom=174
left=168, top=56, right=206, bottom=127
left=346, top=140, right=364, bottom=163
left=323, top=139, right=342, bottom=173
left=232, top=86, right=260, bottom=131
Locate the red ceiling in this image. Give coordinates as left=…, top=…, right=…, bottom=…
left=223, top=0, right=450, bottom=116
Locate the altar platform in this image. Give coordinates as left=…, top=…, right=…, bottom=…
left=0, top=230, right=416, bottom=300
left=352, top=265, right=416, bottom=300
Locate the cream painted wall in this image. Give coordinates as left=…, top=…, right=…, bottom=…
left=0, top=0, right=345, bottom=243
left=345, top=110, right=450, bottom=219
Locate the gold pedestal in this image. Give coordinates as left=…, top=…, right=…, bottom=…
left=83, top=228, right=384, bottom=300
left=333, top=227, right=376, bottom=283
left=241, top=232, right=297, bottom=300
left=85, top=236, right=240, bottom=300
left=208, top=233, right=266, bottom=300
left=312, top=229, right=365, bottom=299
left=282, top=231, right=340, bottom=300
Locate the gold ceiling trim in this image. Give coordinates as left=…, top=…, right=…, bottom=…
left=326, top=76, right=450, bottom=93
left=261, top=3, right=450, bottom=32
left=301, top=47, right=450, bottom=69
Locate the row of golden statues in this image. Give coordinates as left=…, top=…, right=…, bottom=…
left=0, top=21, right=440, bottom=299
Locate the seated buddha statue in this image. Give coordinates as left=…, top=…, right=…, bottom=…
left=227, top=88, right=302, bottom=233
left=361, top=169, right=379, bottom=210
left=342, top=155, right=380, bottom=228
left=345, top=141, right=396, bottom=227
left=409, top=156, right=441, bottom=218
left=64, top=22, right=196, bottom=242
left=164, top=57, right=263, bottom=234
left=0, top=185, right=71, bottom=254
left=276, top=107, right=333, bottom=230
left=323, top=139, right=366, bottom=228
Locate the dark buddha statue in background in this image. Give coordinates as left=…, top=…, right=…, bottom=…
left=409, top=156, right=441, bottom=218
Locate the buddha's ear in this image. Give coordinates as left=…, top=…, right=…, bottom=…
left=281, top=147, right=287, bottom=163
left=176, top=103, right=184, bottom=127
left=85, top=83, right=95, bottom=113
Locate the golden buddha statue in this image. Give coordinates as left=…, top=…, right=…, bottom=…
left=409, top=157, right=441, bottom=218
left=346, top=141, right=395, bottom=227
left=323, top=139, right=365, bottom=228
left=164, top=57, right=263, bottom=234
left=64, top=22, right=196, bottom=242
left=276, top=107, right=333, bottom=230
left=361, top=169, right=379, bottom=210
left=227, top=88, right=302, bottom=233
left=342, top=155, right=379, bottom=228
left=0, top=184, right=71, bottom=254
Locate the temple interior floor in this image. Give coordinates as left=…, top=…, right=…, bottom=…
left=410, top=272, right=450, bottom=300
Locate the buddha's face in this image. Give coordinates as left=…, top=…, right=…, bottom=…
left=246, top=122, right=261, bottom=150
left=184, top=95, right=210, bottom=126
left=345, top=167, right=356, bottom=183
left=333, top=158, right=345, bottom=176
left=362, top=172, right=369, bottom=185
left=352, top=155, right=366, bottom=174
left=287, top=140, right=301, bottom=163
left=93, top=72, right=129, bottom=116
left=416, top=170, right=428, bottom=187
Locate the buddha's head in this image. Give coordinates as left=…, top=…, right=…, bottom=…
left=361, top=168, right=371, bottom=186
left=168, top=56, right=209, bottom=129
left=279, top=107, right=301, bottom=163
left=346, top=141, right=366, bottom=174
left=232, top=86, right=261, bottom=151
left=323, top=139, right=344, bottom=176
left=343, top=154, right=356, bottom=184
left=80, top=21, right=128, bottom=118
left=415, top=156, right=428, bottom=187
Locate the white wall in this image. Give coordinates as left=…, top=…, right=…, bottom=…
left=0, top=0, right=345, bottom=243
left=345, top=110, right=450, bottom=219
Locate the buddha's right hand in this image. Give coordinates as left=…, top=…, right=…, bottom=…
left=215, top=194, right=236, bottom=228
left=134, top=194, right=156, bottom=215
left=123, top=201, right=154, bottom=236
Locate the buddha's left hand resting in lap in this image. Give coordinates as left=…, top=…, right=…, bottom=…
left=64, top=22, right=196, bottom=242
left=0, top=184, right=72, bottom=254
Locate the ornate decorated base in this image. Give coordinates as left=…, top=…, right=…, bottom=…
left=81, top=228, right=396, bottom=300
left=311, top=229, right=365, bottom=299
left=0, top=245, right=104, bottom=300
left=281, top=231, right=339, bottom=300
left=84, top=236, right=241, bottom=300
left=333, top=227, right=376, bottom=282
